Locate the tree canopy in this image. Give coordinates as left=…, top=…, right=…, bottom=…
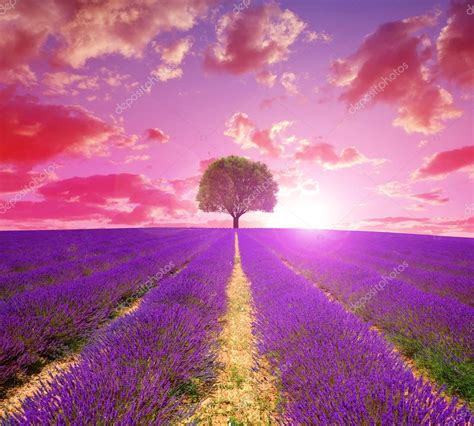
left=197, top=156, right=278, bottom=228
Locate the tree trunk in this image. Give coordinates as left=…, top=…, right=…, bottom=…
left=233, top=216, right=239, bottom=229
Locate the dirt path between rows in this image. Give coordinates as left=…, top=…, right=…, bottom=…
left=183, top=234, right=277, bottom=425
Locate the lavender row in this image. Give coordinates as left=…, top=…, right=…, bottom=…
left=254, top=229, right=473, bottom=297
left=5, top=231, right=235, bottom=424
left=238, top=233, right=471, bottom=424
left=0, top=229, right=205, bottom=299
left=343, top=249, right=474, bottom=306
left=0, top=228, right=189, bottom=275
left=330, top=230, right=474, bottom=277
left=0, top=230, right=217, bottom=389
left=246, top=229, right=474, bottom=401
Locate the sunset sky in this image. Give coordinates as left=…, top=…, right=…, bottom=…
left=0, top=0, right=472, bottom=236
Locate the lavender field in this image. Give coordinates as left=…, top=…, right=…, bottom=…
left=1, top=228, right=472, bottom=424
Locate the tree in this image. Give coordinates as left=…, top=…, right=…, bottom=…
left=197, top=156, right=278, bottom=228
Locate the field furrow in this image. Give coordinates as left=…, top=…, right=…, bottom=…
left=0, top=230, right=216, bottom=392
left=245, top=229, right=474, bottom=404
left=2, top=232, right=235, bottom=424
left=239, top=232, right=471, bottom=424
left=184, top=234, right=277, bottom=424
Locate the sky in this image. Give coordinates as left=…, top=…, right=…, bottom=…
left=0, top=0, right=473, bottom=236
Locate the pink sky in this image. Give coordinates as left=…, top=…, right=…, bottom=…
left=0, top=0, right=473, bottom=236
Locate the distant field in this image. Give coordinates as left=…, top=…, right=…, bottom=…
left=1, top=228, right=472, bottom=424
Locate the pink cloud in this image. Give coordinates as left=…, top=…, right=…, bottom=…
left=294, top=142, right=385, bottom=169
left=145, top=128, right=170, bottom=144
left=413, top=145, right=474, bottom=180
left=330, top=11, right=462, bottom=134
left=224, top=112, right=290, bottom=157
left=255, top=70, right=277, bottom=87
left=280, top=72, right=298, bottom=95
left=0, top=0, right=70, bottom=85
left=0, top=88, right=124, bottom=168
left=364, top=216, right=430, bottom=224
left=437, top=1, right=474, bottom=87
left=412, top=189, right=449, bottom=205
left=362, top=215, right=474, bottom=235
left=0, top=173, right=195, bottom=226
left=167, top=176, right=201, bottom=198
left=199, top=158, right=217, bottom=172
left=0, top=0, right=213, bottom=84
left=157, top=37, right=194, bottom=66
left=377, top=181, right=450, bottom=205
left=42, top=72, right=100, bottom=96
left=0, top=169, right=55, bottom=194
left=204, top=4, right=305, bottom=75
left=55, top=0, right=212, bottom=68
left=303, top=30, right=332, bottom=43
left=259, top=96, right=286, bottom=110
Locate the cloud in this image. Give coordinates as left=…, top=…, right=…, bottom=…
left=364, top=216, right=430, bottom=224
left=0, top=169, right=57, bottom=194
left=377, top=181, right=449, bottom=205
left=280, top=72, right=298, bottom=94
left=413, top=145, right=474, bottom=180
left=412, top=189, right=449, bottom=205
left=224, top=112, right=292, bottom=157
left=199, top=157, right=217, bottom=172
left=294, top=142, right=385, bottom=169
left=255, top=70, right=277, bottom=87
left=0, top=0, right=213, bottom=84
left=437, top=1, right=474, bottom=87
left=0, top=0, right=68, bottom=85
left=167, top=176, right=201, bottom=198
left=157, top=37, right=194, bottom=66
left=100, top=68, right=131, bottom=88
left=54, top=0, right=212, bottom=68
left=145, top=128, right=170, bottom=144
left=150, top=36, right=194, bottom=82
left=42, top=72, right=100, bottom=96
left=275, top=166, right=319, bottom=194
left=259, top=95, right=286, bottom=109
left=153, top=64, right=184, bottom=81
left=303, top=30, right=332, bottom=43
left=0, top=173, right=196, bottom=226
left=204, top=3, right=305, bottom=75
left=330, top=11, right=463, bottom=134
left=0, top=88, right=124, bottom=168
left=124, top=154, right=151, bottom=164
left=362, top=215, right=474, bottom=235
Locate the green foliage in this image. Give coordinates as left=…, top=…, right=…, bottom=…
left=389, top=334, right=474, bottom=406
left=228, top=416, right=245, bottom=426
left=230, top=366, right=245, bottom=388
left=197, top=156, right=278, bottom=227
left=172, top=378, right=202, bottom=403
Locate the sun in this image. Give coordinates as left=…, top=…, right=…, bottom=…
left=268, top=200, right=334, bottom=229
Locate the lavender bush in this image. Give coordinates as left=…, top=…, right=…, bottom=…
left=239, top=232, right=471, bottom=424
left=4, top=231, right=234, bottom=424
left=0, top=229, right=217, bottom=389
left=245, top=229, right=474, bottom=402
